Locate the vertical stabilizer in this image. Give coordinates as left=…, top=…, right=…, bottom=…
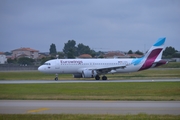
left=139, top=37, right=166, bottom=71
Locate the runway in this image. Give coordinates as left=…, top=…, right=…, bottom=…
left=0, top=100, right=180, bottom=115
left=0, top=79, right=180, bottom=84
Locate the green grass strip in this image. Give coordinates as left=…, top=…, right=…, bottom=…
left=0, top=114, right=180, bottom=120
left=0, top=82, right=180, bottom=100
left=0, top=69, right=180, bottom=80
left=158, top=62, right=180, bottom=68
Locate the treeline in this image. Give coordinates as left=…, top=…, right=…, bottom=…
left=6, top=40, right=180, bottom=65
left=49, top=40, right=102, bottom=59
left=163, top=46, right=180, bottom=58
left=40, top=40, right=102, bottom=64
left=49, top=40, right=149, bottom=58
left=127, top=50, right=143, bottom=55
left=7, top=57, right=35, bottom=65
left=127, top=46, right=180, bottom=59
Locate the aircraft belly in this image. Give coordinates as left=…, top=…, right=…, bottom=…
left=116, top=66, right=140, bottom=73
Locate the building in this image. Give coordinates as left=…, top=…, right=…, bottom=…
left=127, top=54, right=143, bottom=58
left=0, top=52, right=7, bottom=64
left=12, top=48, right=39, bottom=59
left=104, top=51, right=127, bottom=58
left=38, top=52, right=50, bottom=59
left=78, top=54, right=92, bottom=59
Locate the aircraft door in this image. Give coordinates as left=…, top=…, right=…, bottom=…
left=55, top=59, right=60, bottom=69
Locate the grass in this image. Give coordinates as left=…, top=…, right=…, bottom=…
left=0, top=82, right=180, bottom=100
left=108, top=69, right=180, bottom=79
left=0, top=69, right=180, bottom=118
left=0, top=71, right=69, bottom=80
left=158, top=62, right=180, bottom=68
left=0, top=114, right=180, bottom=120
left=0, top=68, right=180, bottom=80
left=0, top=69, right=180, bottom=100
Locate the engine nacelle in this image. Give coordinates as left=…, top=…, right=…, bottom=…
left=82, top=69, right=97, bottom=78
left=73, top=74, right=82, bottom=78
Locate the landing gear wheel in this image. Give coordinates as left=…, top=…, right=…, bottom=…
left=54, top=77, right=58, bottom=81
left=55, top=74, right=58, bottom=81
left=95, top=75, right=100, bottom=80
left=102, top=76, right=107, bottom=80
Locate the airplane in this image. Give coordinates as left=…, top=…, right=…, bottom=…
left=38, top=37, right=168, bottom=80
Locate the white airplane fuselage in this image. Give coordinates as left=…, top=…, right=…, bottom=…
left=38, top=37, right=168, bottom=80
left=39, top=58, right=140, bottom=74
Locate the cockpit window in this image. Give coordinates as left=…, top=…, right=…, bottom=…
left=43, top=63, right=51, bottom=65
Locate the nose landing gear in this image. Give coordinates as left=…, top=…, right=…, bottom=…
left=55, top=74, right=58, bottom=81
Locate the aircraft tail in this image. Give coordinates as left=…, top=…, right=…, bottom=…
left=139, top=37, right=167, bottom=71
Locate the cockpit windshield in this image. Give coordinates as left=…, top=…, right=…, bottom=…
left=43, top=63, right=51, bottom=65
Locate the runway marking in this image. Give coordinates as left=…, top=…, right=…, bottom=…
left=27, top=108, right=50, bottom=113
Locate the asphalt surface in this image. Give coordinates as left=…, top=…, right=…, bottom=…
left=0, top=100, right=180, bottom=115
left=0, top=79, right=180, bottom=84
left=1, top=79, right=180, bottom=115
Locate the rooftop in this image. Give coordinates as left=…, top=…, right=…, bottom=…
left=12, top=48, right=39, bottom=52
left=0, top=52, right=4, bottom=55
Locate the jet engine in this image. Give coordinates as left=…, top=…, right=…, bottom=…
left=82, top=69, right=97, bottom=78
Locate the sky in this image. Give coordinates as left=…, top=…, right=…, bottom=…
left=0, top=0, right=180, bottom=53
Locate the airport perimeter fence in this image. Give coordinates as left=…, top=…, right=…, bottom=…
left=0, top=64, right=39, bottom=71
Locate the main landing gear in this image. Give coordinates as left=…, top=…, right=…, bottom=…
left=102, top=76, right=107, bottom=80
left=95, top=75, right=107, bottom=80
left=54, top=74, right=107, bottom=81
left=54, top=74, right=58, bottom=81
left=95, top=75, right=100, bottom=80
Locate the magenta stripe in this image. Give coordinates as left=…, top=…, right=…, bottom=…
left=139, top=48, right=162, bottom=71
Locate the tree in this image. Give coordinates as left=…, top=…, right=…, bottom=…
left=96, top=51, right=105, bottom=58
left=90, top=49, right=96, bottom=58
left=67, top=48, right=76, bottom=58
left=57, top=52, right=65, bottom=59
left=163, top=46, right=177, bottom=58
left=172, top=53, right=180, bottom=58
left=18, top=57, right=35, bottom=65
left=77, top=43, right=92, bottom=55
left=4, top=52, right=12, bottom=56
left=49, top=43, right=57, bottom=56
left=128, top=50, right=133, bottom=54
left=63, top=40, right=77, bottom=58
left=135, top=50, right=143, bottom=55
left=7, top=58, right=17, bottom=64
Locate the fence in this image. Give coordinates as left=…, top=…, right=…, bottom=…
left=0, top=64, right=39, bottom=71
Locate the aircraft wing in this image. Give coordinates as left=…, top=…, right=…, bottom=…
left=89, top=65, right=126, bottom=74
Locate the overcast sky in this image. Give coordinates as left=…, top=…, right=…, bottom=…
left=0, top=0, right=180, bottom=53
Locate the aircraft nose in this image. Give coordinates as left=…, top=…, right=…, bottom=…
left=38, top=66, right=44, bottom=72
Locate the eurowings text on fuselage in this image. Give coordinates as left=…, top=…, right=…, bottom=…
left=38, top=38, right=168, bottom=80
